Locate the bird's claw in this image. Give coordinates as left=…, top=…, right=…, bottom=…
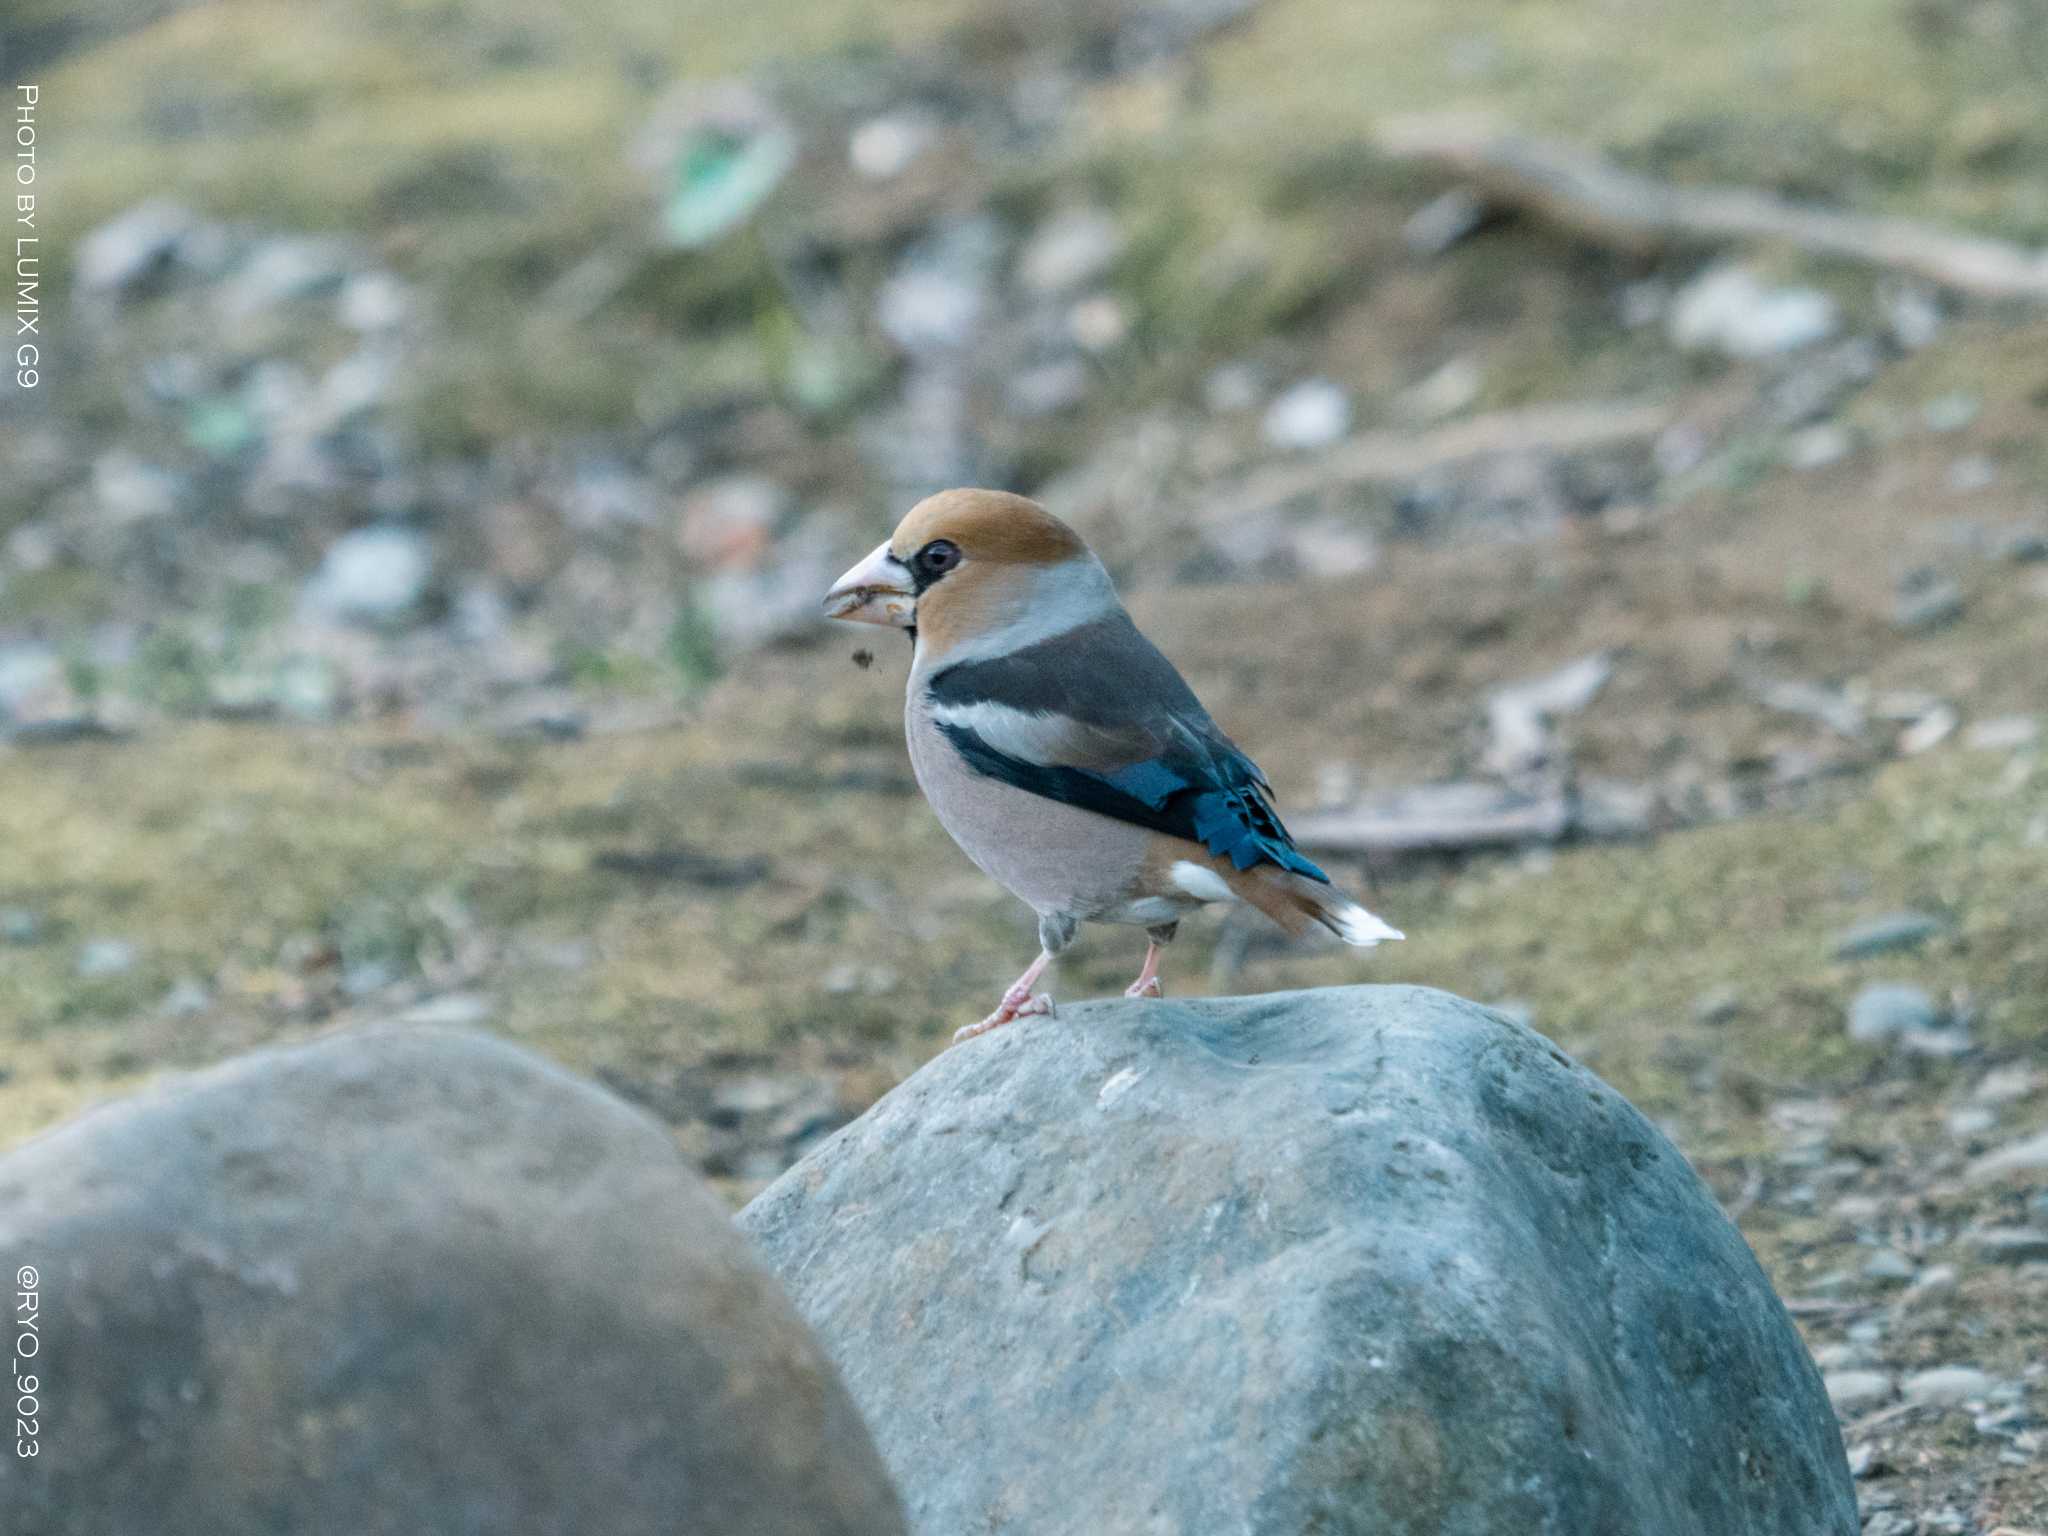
left=1123, top=975, right=1163, bottom=1000
left=953, top=991, right=1055, bottom=1044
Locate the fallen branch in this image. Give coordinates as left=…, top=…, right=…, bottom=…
left=1376, top=113, right=2048, bottom=302
left=1291, top=780, right=1573, bottom=856
left=1204, top=399, right=1670, bottom=523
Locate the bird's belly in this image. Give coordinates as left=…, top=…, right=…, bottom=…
left=905, top=696, right=1147, bottom=920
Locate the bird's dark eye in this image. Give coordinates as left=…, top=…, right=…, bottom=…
left=914, top=539, right=961, bottom=581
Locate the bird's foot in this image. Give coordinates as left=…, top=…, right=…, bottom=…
left=1123, top=975, right=1163, bottom=1000
left=954, top=990, right=1055, bottom=1044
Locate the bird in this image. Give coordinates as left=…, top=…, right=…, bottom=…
left=822, top=488, right=1402, bottom=1043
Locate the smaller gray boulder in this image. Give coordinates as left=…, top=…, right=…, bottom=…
left=0, top=1027, right=904, bottom=1536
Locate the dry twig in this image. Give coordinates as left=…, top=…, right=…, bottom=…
left=1376, top=114, right=2048, bottom=302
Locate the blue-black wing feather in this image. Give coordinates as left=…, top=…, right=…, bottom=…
left=926, top=614, right=1329, bottom=883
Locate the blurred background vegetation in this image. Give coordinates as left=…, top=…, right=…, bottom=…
left=2, top=0, right=2046, bottom=1520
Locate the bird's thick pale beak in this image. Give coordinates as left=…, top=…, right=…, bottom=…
left=823, top=541, right=916, bottom=628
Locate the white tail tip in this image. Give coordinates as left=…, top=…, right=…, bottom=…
left=1330, top=903, right=1405, bottom=947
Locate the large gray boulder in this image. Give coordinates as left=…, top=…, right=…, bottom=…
left=0, top=1027, right=905, bottom=1536
left=741, top=985, right=1855, bottom=1536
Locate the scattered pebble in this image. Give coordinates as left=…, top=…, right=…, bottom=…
left=91, top=450, right=185, bottom=525
left=1847, top=983, right=1939, bottom=1044
left=1901, top=1366, right=1994, bottom=1409
left=1784, top=423, right=1853, bottom=470
left=1398, top=356, right=1482, bottom=422
left=1893, top=578, right=1965, bottom=634
left=337, top=270, right=412, bottom=332
left=1964, top=715, right=2039, bottom=752
left=1617, top=280, right=1667, bottom=329
left=1017, top=209, right=1123, bottom=296
left=1967, top=1227, right=2048, bottom=1264
left=1967, top=1129, right=2048, bottom=1184
left=1667, top=264, right=1838, bottom=358
left=75, top=199, right=198, bottom=298
left=1825, top=1369, right=1895, bottom=1414
left=1202, top=361, right=1263, bottom=414
left=1692, top=986, right=1744, bottom=1025
left=847, top=111, right=937, bottom=180
left=1907, top=1263, right=1958, bottom=1297
left=76, top=938, right=141, bottom=979
left=301, top=526, right=434, bottom=625
left=395, top=993, right=494, bottom=1027
left=1402, top=187, right=1489, bottom=257
left=1897, top=706, right=1959, bottom=756
left=161, top=978, right=213, bottom=1017
left=1862, top=1248, right=1917, bottom=1285
left=1974, top=1065, right=2044, bottom=1105
left=1946, top=1104, right=1997, bottom=1140
left=1944, top=454, right=1997, bottom=494
left=1261, top=378, right=1352, bottom=452
left=1832, top=912, right=1943, bottom=960
left=1922, top=392, right=1980, bottom=433
left=1067, top=295, right=1127, bottom=353
left=876, top=218, right=1000, bottom=355
left=1005, top=358, right=1090, bottom=419
left=0, top=907, right=43, bottom=945
left=1881, top=283, right=1943, bottom=351
left=216, top=235, right=353, bottom=322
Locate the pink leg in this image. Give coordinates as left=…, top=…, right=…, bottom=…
left=954, top=950, right=1056, bottom=1044
left=1123, top=940, right=1165, bottom=1000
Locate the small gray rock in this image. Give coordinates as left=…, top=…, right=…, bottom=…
left=1901, top=1366, right=1995, bottom=1408
left=0, top=642, right=65, bottom=722
left=1862, top=1248, right=1916, bottom=1285
left=1693, top=986, right=1744, bottom=1025
left=0, top=906, right=43, bottom=945
left=1964, top=715, right=2040, bottom=752
left=1832, top=912, right=1943, bottom=960
left=1945, top=453, right=1997, bottom=493
left=1203, top=360, right=1264, bottom=413
left=1922, top=392, right=1979, bottom=432
left=74, top=937, right=140, bottom=979
left=1967, top=1129, right=2048, bottom=1184
left=743, top=986, right=1856, bottom=1536
left=1261, top=378, right=1352, bottom=451
left=1016, top=208, right=1123, bottom=296
left=1824, top=1370, right=1895, bottom=1414
left=302, top=525, right=433, bottom=624
left=1004, top=357, right=1090, bottom=418
left=1784, top=423, right=1853, bottom=470
left=1967, top=1227, right=2048, bottom=1264
left=90, top=450, right=186, bottom=525
left=75, top=199, right=197, bottom=298
left=1847, top=983, right=1939, bottom=1044
left=216, top=235, right=354, bottom=321
left=1893, top=579, right=1964, bottom=633
left=0, top=1027, right=905, bottom=1536
left=876, top=219, right=1000, bottom=356
left=1402, top=187, right=1489, bottom=257
left=1667, top=264, right=1838, bottom=358
left=1882, top=283, right=1943, bottom=350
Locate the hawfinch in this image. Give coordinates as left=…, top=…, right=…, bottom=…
left=824, top=488, right=1402, bottom=1042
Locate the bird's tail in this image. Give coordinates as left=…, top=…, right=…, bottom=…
left=1224, top=864, right=1404, bottom=947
